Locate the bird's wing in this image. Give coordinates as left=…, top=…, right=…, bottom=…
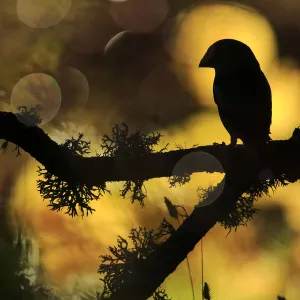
left=213, top=68, right=272, bottom=141
left=213, top=68, right=271, bottom=111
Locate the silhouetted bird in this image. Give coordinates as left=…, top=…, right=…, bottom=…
left=199, top=39, right=272, bottom=150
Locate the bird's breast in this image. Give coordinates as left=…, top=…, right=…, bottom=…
left=213, top=68, right=271, bottom=112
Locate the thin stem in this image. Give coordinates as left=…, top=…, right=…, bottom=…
left=177, top=219, right=195, bottom=300
left=186, top=255, right=195, bottom=300
left=201, top=239, right=204, bottom=300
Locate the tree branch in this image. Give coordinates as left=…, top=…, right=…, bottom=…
left=2, top=112, right=300, bottom=186
left=108, top=170, right=255, bottom=300
left=3, top=112, right=300, bottom=299
left=106, top=148, right=292, bottom=300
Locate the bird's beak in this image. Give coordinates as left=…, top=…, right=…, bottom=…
left=198, top=47, right=215, bottom=68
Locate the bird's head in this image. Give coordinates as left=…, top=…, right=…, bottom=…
left=198, top=39, right=260, bottom=73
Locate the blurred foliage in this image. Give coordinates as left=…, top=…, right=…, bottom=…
left=253, top=204, right=295, bottom=252
left=0, top=223, right=60, bottom=299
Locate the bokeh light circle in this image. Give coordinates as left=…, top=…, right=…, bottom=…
left=11, top=73, right=61, bottom=126
left=165, top=3, right=277, bottom=108
left=169, top=3, right=276, bottom=68
left=58, top=67, right=89, bottom=115
left=109, top=0, right=169, bottom=33
left=0, top=90, right=6, bottom=97
left=0, top=90, right=8, bottom=112
left=138, top=64, right=185, bottom=115
left=104, top=31, right=129, bottom=54
left=57, top=2, right=115, bottom=55
left=171, top=151, right=225, bottom=207
left=17, top=0, right=72, bottom=29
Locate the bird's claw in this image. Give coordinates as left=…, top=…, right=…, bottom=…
left=213, top=142, right=227, bottom=147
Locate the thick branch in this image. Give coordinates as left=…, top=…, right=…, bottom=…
left=109, top=164, right=260, bottom=300
left=1, top=112, right=300, bottom=186
left=2, top=112, right=299, bottom=299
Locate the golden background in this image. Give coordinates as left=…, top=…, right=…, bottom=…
left=0, top=1, right=300, bottom=299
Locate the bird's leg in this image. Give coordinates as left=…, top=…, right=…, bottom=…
left=225, top=135, right=238, bottom=163
left=229, top=135, right=237, bottom=147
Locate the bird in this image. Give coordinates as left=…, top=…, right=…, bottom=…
left=198, top=39, right=272, bottom=152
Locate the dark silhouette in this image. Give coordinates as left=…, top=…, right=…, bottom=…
left=2, top=0, right=299, bottom=298
left=199, top=39, right=272, bottom=149
left=1, top=107, right=296, bottom=299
